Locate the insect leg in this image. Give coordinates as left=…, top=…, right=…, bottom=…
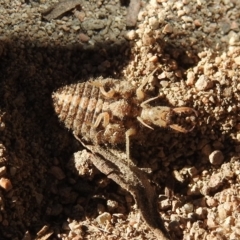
left=136, top=68, right=158, bottom=100
left=89, top=81, right=115, bottom=98
left=94, top=112, right=110, bottom=128
left=137, top=116, right=154, bottom=130
left=125, top=128, right=137, bottom=159
left=99, top=86, right=115, bottom=98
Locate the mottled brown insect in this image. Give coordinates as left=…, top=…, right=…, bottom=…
left=52, top=73, right=197, bottom=158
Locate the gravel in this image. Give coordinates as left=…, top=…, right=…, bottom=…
left=0, top=0, right=240, bottom=239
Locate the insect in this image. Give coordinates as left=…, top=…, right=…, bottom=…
left=52, top=71, right=197, bottom=159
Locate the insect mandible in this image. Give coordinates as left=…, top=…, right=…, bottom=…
left=52, top=70, right=197, bottom=159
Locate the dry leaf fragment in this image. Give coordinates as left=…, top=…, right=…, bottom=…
left=78, top=141, right=171, bottom=240
left=41, top=0, right=83, bottom=21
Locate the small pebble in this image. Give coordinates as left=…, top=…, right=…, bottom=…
left=209, top=150, right=224, bottom=165
left=159, top=199, right=171, bottom=210
left=142, top=34, right=155, bottom=45
left=148, top=17, right=159, bottom=29
left=207, top=217, right=217, bottom=229
left=0, top=178, right=12, bottom=191
left=187, top=167, right=198, bottom=177
left=0, top=166, right=6, bottom=177
left=96, top=212, right=111, bottom=225
left=79, top=33, right=90, bottom=42
left=125, top=30, right=137, bottom=40
left=186, top=71, right=195, bottom=85
left=206, top=197, right=218, bottom=207
left=195, top=75, right=213, bottom=91
left=181, top=16, right=193, bottom=23
left=162, top=23, right=173, bottom=34
left=182, top=203, right=193, bottom=213
left=195, top=207, right=207, bottom=219
left=107, top=200, right=118, bottom=211
left=149, top=55, right=158, bottom=62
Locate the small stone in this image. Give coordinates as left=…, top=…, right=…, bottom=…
left=162, top=23, right=173, bottom=34
left=0, top=166, right=6, bottom=177
left=218, top=204, right=228, bottom=220
left=193, top=19, right=202, bottom=27
left=79, top=33, right=90, bottom=42
left=142, top=34, right=155, bottom=45
left=221, top=163, right=234, bottom=179
left=72, top=25, right=80, bottom=31
left=96, top=212, right=111, bottom=225
left=209, top=173, right=223, bottom=190
left=187, top=167, right=198, bottom=177
left=149, top=17, right=159, bottom=29
left=68, top=221, right=82, bottom=231
left=160, top=80, right=169, bottom=88
left=177, top=10, right=185, bottom=17
left=195, top=207, right=207, bottom=219
left=206, top=197, right=218, bottom=207
left=182, top=203, right=193, bottom=213
left=200, top=185, right=210, bottom=196
left=172, top=200, right=181, bottom=211
left=219, top=21, right=231, bottom=34
left=82, top=19, right=106, bottom=30
left=207, top=216, right=217, bottom=229
left=125, top=30, right=137, bottom=40
left=0, top=178, right=12, bottom=191
left=209, top=150, right=224, bottom=165
left=195, top=75, right=213, bottom=91
left=149, top=55, right=158, bottom=62
left=186, top=71, right=195, bottom=86
left=107, top=200, right=118, bottom=211
left=181, top=16, right=193, bottom=23
left=74, top=11, right=85, bottom=22
left=228, top=30, right=239, bottom=45
left=159, top=198, right=172, bottom=210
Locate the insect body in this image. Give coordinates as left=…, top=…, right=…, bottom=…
left=52, top=76, right=197, bottom=158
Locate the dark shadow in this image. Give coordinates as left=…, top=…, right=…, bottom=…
left=0, top=24, right=238, bottom=239
left=0, top=37, right=131, bottom=239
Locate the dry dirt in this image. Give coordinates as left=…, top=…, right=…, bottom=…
left=0, top=0, right=240, bottom=239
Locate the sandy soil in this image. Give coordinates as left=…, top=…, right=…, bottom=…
left=0, top=0, right=240, bottom=239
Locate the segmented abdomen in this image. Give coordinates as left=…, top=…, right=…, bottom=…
left=52, top=80, right=109, bottom=142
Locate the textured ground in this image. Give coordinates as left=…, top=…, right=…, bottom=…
left=0, top=0, right=240, bottom=239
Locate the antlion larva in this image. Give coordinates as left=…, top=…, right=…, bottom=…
left=52, top=75, right=197, bottom=158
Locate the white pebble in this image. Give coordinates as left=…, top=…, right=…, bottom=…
left=209, top=150, right=224, bottom=165
left=195, top=75, right=212, bottom=91
left=96, top=212, right=111, bottom=225
left=125, top=30, right=137, bottom=40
